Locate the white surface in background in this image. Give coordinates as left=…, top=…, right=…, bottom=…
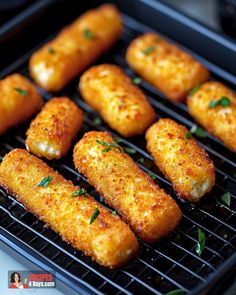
left=0, top=248, right=64, bottom=295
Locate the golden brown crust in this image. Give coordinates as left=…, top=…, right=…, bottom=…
left=73, top=131, right=182, bottom=242
left=146, top=119, right=215, bottom=202
left=79, top=64, right=156, bottom=137
left=187, top=81, right=236, bottom=152
left=0, top=73, right=42, bottom=134
left=26, top=97, right=83, bottom=160
left=126, top=33, right=210, bottom=101
left=0, top=149, right=138, bottom=268
left=29, top=4, right=122, bottom=92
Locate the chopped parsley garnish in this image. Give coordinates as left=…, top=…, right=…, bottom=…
left=83, top=28, right=94, bottom=40
left=190, top=124, right=207, bottom=138
left=188, top=84, right=201, bottom=96
left=120, top=100, right=125, bottom=106
left=36, top=176, right=52, bottom=188
left=185, top=131, right=192, bottom=140
left=111, top=210, right=117, bottom=215
left=149, top=173, right=157, bottom=180
left=48, top=48, right=56, bottom=54
left=113, top=137, right=123, bottom=143
left=124, top=147, right=136, bottom=154
left=132, top=77, right=142, bottom=85
left=90, top=208, right=100, bottom=224
left=14, top=87, right=28, bottom=96
left=166, top=289, right=186, bottom=295
left=142, top=46, right=155, bottom=55
left=93, top=117, right=102, bottom=126
left=196, top=228, right=205, bottom=256
left=96, top=139, right=120, bottom=149
left=71, top=188, right=87, bottom=196
left=220, top=192, right=231, bottom=206
left=102, top=147, right=111, bottom=152
left=137, top=157, right=145, bottom=164
left=208, top=96, right=231, bottom=108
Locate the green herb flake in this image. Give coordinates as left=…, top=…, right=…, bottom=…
left=36, top=176, right=52, bottom=188
left=13, top=87, right=28, bottom=96
left=185, top=131, right=192, bottom=140
left=188, top=84, right=201, bottom=96
left=89, top=208, right=100, bottom=224
left=190, top=124, right=208, bottom=138
left=83, top=28, right=94, bottom=40
left=220, top=192, right=231, bottom=206
left=196, top=228, right=205, bottom=256
left=120, top=100, right=125, bottom=106
left=208, top=96, right=231, bottom=109
left=124, top=147, right=136, bottom=154
left=208, top=100, right=218, bottom=108
left=96, top=139, right=120, bottom=149
left=138, top=157, right=145, bottom=164
left=48, top=47, right=56, bottom=54
left=113, top=137, right=123, bottom=143
left=166, top=289, right=186, bottom=295
left=102, top=147, right=111, bottom=152
left=71, top=188, right=87, bottom=196
left=111, top=210, right=117, bottom=215
left=149, top=173, right=157, bottom=180
left=142, top=46, right=155, bottom=55
left=132, top=77, right=142, bottom=85
left=93, top=117, right=102, bottom=127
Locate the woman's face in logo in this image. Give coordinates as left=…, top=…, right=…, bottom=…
left=14, top=273, right=19, bottom=283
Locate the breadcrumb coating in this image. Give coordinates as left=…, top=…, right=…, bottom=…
left=29, top=4, right=122, bottom=91
left=0, top=149, right=138, bottom=268
left=26, top=97, right=83, bottom=160
left=79, top=64, right=156, bottom=137
left=146, top=119, right=215, bottom=202
left=126, top=33, right=210, bottom=101
left=0, top=73, right=42, bottom=134
left=187, top=81, right=236, bottom=152
left=73, top=131, right=182, bottom=242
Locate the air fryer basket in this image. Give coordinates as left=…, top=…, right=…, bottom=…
left=0, top=1, right=236, bottom=294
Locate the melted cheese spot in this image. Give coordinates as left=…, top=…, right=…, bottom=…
left=33, top=62, right=54, bottom=85
left=37, top=141, right=60, bottom=157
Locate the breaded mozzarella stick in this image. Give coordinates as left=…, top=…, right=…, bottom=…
left=126, top=33, right=210, bottom=101
left=29, top=4, right=122, bottom=91
left=79, top=64, right=156, bottom=137
left=146, top=119, right=215, bottom=202
left=187, top=81, right=236, bottom=152
left=0, top=149, right=138, bottom=268
left=73, top=131, right=182, bottom=242
left=26, top=97, right=83, bottom=160
left=0, top=73, right=42, bottom=134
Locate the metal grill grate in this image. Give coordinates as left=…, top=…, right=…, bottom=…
left=0, top=9, right=236, bottom=295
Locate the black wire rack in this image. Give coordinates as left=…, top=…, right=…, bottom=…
left=0, top=2, right=236, bottom=295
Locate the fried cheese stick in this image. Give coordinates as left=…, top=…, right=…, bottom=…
left=187, top=81, right=236, bottom=152
left=0, top=149, right=138, bottom=268
left=73, top=131, right=182, bottom=242
left=0, top=74, right=42, bottom=134
left=146, top=119, right=215, bottom=202
left=126, top=33, right=210, bottom=102
left=26, top=97, right=83, bottom=160
left=79, top=64, right=156, bottom=137
left=29, top=4, right=122, bottom=92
